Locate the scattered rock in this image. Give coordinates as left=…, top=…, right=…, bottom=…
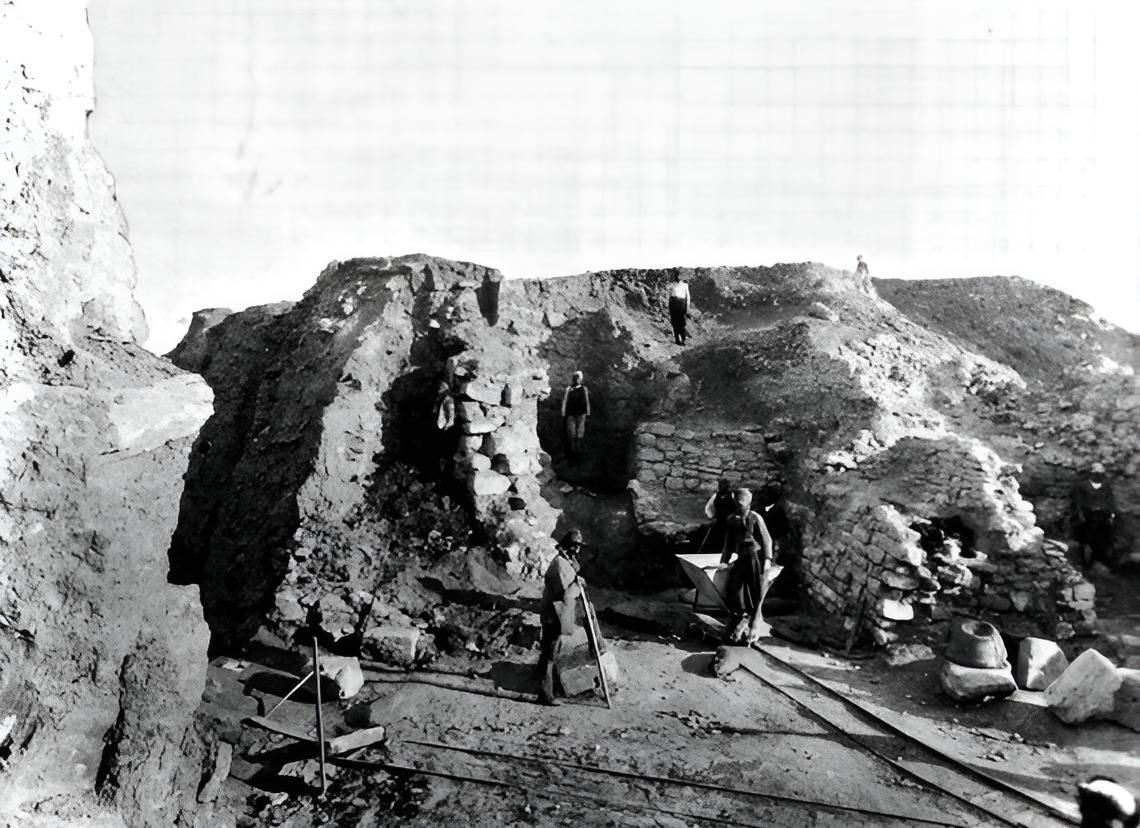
left=362, top=626, right=421, bottom=667
left=884, top=643, right=935, bottom=668
left=1014, top=637, right=1069, bottom=691
left=807, top=301, right=839, bottom=322
left=1107, top=668, right=1140, bottom=732
left=1045, top=649, right=1123, bottom=724
left=939, top=660, right=1017, bottom=703
left=196, top=742, right=233, bottom=804
left=878, top=598, right=914, bottom=622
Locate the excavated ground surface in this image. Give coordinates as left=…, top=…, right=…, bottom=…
left=197, top=570, right=1140, bottom=827
left=167, top=259, right=1139, bottom=826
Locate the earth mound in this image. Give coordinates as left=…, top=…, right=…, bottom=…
left=170, top=257, right=1136, bottom=657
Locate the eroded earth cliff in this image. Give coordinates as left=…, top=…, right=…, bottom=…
left=1, top=2, right=214, bottom=825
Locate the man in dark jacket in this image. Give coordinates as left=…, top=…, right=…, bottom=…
left=702, top=478, right=736, bottom=558
left=536, top=529, right=585, bottom=705
left=1072, top=462, right=1117, bottom=569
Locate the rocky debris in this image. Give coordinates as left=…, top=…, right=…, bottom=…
left=310, top=654, right=364, bottom=700
left=1, top=1, right=213, bottom=824
left=1108, top=669, right=1140, bottom=733
left=1045, top=649, right=1123, bottom=724
left=1014, top=637, right=1069, bottom=691
left=883, top=643, right=936, bottom=668
left=939, top=661, right=1018, bottom=704
left=362, top=626, right=421, bottom=668
left=196, top=742, right=233, bottom=804
left=807, top=301, right=839, bottom=322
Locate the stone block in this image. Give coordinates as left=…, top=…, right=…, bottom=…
left=647, top=422, right=676, bottom=437
left=881, top=570, right=919, bottom=590
left=1045, top=649, right=1123, bottom=724
left=1014, top=637, right=1069, bottom=691
left=363, top=625, right=421, bottom=667
left=1108, top=668, right=1140, bottom=732
left=466, top=452, right=492, bottom=472
left=471, top=469, right=512, bottom=496
left=460, top=377, right=505, bottom=407
left=878, top=598, right=913, bottom=621
left=639, top=447, right=665, bottom=463
left=318, top=655, right=364, bottom=700
left=939, top=660, right=1017, bottom=703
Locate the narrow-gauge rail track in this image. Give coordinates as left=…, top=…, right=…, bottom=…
left=336, top=739, right=985, bottom=827
left=748, top=644, right=1078, bottom=827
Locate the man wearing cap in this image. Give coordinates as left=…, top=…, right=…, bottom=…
left=536, top=529, right=585, bottom=705
left=1072, top=462, right=1117, bottom=569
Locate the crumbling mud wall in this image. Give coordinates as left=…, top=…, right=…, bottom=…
left=175, top=257, right=1131, bottom=653
left=168, top=257, right=563, bottom=654
left=1, top=2, right=213, bottom=824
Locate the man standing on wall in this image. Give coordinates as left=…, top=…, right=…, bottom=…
left=1072, top=462, right=1117, bottom=569
left=536, top=529, right=585, bottom=706
left=667, top=274, right=691, bottom=345
left=561, top=371, right=590, bottom=459
left=855, top=255, right=870, bottom=291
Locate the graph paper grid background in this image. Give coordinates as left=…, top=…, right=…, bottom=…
left=87, top=0, right=1139, bottom=351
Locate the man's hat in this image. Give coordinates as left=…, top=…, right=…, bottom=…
left=561, top=529, right=584, bottom=548
left=1091, top=462, right=1106, bottom=475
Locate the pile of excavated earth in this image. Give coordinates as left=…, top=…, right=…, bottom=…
left=3, top=1, right=1140, bottom=826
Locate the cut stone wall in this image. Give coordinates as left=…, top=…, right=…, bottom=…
left=633, top=423, right=780, bottom=497
left=804, top=435, right=1092, bottom=646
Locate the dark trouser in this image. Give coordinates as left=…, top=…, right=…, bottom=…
left=537, top=620, right=562, bottom=700
left=669, top=296, right=688, bottom=344
left=1077, top=513, right=1115, bottom=567
left=727, top=545, right=765, bottom=617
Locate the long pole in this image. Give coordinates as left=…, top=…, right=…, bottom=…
left=312, top=639, right=328, bottom=798
left=578, top=582, right=612, bottom=709
left=263, top=670, right=315, bottom=720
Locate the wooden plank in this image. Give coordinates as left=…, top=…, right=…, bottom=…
left=242, top=716, right=386, bottom=756
left=328, top=725, right=387, bottom=755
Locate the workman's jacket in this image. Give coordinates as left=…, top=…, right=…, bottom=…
left=540, top=552, right=581, bottom=630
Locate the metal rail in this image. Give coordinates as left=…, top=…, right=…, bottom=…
left=748, top=645, right=1077, bottom=827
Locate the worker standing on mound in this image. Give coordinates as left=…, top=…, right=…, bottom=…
left=719, top=488, right=774, bottom=644
left=561, top=371, right=590, bottom=459
left=536, top=529, right=585, bottom=706
left=855, top=254, right=871, bottom=290
left=667, top=274, right=691, bottom=345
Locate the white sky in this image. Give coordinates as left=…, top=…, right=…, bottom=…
left=87, top=0, right=1140, bottom=353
